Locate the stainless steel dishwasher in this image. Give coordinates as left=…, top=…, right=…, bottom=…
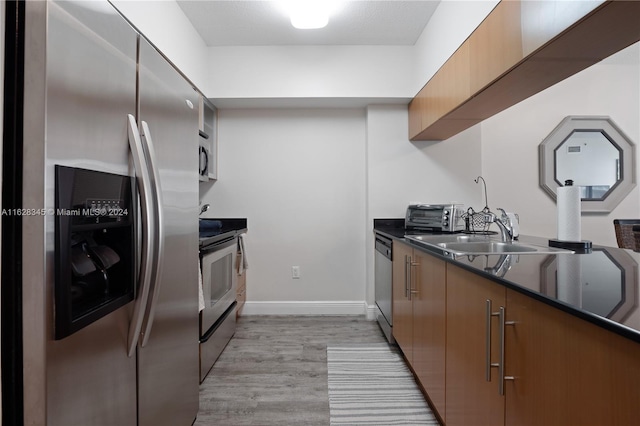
left=374, top=233, right=394, bottom=343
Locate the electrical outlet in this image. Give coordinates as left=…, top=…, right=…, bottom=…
left=292, top=266, right=300, bottom=279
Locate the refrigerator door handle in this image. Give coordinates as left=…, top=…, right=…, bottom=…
left=126, top=114, right=156, bottom=357
left=139, top=120, right=165, bottom=348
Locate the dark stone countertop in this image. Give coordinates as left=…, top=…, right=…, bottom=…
left=199, top=218, right=247, bottom=250
left=373, top=219, right=640, bottom=343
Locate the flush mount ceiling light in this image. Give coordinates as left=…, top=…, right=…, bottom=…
left=278, top=0, right=342, bottom=29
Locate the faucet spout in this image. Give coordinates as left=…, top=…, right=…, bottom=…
left=494, top=218, right=514, bottom=243
left=482, top=208, right=515, bottom=242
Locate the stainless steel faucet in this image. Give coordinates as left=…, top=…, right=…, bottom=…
left=481, top=208, right=515, bottom=242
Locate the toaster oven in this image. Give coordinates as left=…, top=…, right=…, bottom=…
left=405, top=203, right=465, bottom=232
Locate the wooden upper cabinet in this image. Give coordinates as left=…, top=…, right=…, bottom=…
left=407, top=95, right=423, bottom=140
left=424, top=40, right=471, bottom=131
left=468, top=0, right=522, bottom=94
left=409, top=40, right=472, bottom=141
left=409, top=0, right=640, bottom=141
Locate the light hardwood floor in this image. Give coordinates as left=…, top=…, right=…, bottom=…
left=194, top=315, right=388, bottom=426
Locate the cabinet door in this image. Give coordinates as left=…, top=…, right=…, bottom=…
left=505, top=289, right=640, bottom=426
left=408, top=93, right=424, bottom=140
left=426, top=39, right=471, bottom=131
left=446, top=264, right=506, bottom=426
left=468, top=0, right=522, bottom=94
left=412, top=251, right=446, bottom=417
left=392, top=241, right=414, bottom=363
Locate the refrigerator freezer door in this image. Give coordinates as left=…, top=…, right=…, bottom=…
left=23, top=1, right=139, bottom=425
left=136, top=37, right=200, bottom=426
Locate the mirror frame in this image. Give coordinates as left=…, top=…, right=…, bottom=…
left=539, top=116, right=636, bottom=213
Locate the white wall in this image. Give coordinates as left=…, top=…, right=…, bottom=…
left=364, top=104, right=483, bottom=304
left=200, top=108, right=368, bottom=313
left=199, top=104, right=484, bottom=313
left=481, top=43, right=640, bottom=247
left=203, top=45, right=415, bottom=100
left=110, top=0, right=208, bottom=89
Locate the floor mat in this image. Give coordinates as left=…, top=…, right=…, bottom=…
left=327, top=344, right=439, bottom=425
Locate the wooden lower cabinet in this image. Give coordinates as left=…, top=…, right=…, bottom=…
left=445, top=262, right=640, bottom=426
left=392, top=247, right=640, bottom=425
left=392, top=242, right=414, bottom=364
left=505, top=289, right=640, bottom=426
left=392, top=242, right=446, bottom=420
left=446, top=264, right=506, bottom=426
left=412, top=250, right=447, bottom=415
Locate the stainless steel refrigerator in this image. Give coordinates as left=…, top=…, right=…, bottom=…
left=2, top=1, right=200, bottom=424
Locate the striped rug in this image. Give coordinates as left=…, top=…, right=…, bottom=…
left=327, top=344, right=439, bottom=425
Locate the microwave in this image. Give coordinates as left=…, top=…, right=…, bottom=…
left=198, top=96, right=217, bottom=181
left=199, top=143, right=211, bottom=182
left=405, top=203, right=465, bottom=232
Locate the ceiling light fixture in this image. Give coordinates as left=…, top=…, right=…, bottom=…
left=279, top=1, right=341, bottom=30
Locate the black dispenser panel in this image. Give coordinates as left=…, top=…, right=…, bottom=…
left=55, top=166, right=135, bottom=339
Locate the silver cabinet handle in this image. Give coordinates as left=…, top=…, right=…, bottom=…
left=498, top=306, right=506, bottom=395
left=486, top=300, right=501, bottom=381
left=498, top=306, right=515, bottom=395
left=486, top=299, right=492, bottom=381
left=404, top=255, right=410, bottom=299
left=486, top=300, right=515, bottom=394
left=410, top=260, right=419, bottom=296
left=407, top=256, right=412, bottom=301
left=139, top=120, right=165, bottom=348
left=500, top=308, right=516, bottom=395
left=487, top=299, right=502, bottom=381
left=126, top=114, right=155, bottom=357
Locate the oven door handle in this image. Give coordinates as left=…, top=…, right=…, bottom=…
left=126, top=114, right=155, bottom=357
left=139, top=120, right=165, bottom=348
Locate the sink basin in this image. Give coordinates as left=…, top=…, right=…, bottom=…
left=405, top=234, right=572, bottom=255
left=438, top=241, right=539, bottom=254
left=407, top=234, right=489, bottom=245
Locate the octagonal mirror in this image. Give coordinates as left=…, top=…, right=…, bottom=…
left=539, top=116, right=636, bottom=213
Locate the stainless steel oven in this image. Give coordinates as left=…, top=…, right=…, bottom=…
left=374, top=233, right=394, bottom=344
left=199, top=236, right=237, bottom=382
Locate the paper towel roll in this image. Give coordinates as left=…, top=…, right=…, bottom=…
left=557, top=182, right=581, bottom=241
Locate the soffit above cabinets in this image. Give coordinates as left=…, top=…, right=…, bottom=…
left=176, top=0, right=440, bottom=46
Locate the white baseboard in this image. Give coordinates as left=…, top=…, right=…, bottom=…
left=241, top=301, right=374, bottom=317
left=365, top=304, right=378, bottom=321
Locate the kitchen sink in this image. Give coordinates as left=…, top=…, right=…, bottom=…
left=438, top=241, right=540, bottom=254
left=405, top=234, right=573, bottom=255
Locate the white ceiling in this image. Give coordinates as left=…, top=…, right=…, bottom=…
left=176, top=1, right=441, bottom=46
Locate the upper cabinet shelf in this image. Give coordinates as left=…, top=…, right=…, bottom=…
left=409, top=0, right=640, bottom=141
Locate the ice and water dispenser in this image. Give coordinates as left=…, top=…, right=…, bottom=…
left=54, top=166, right=135, bottom=339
